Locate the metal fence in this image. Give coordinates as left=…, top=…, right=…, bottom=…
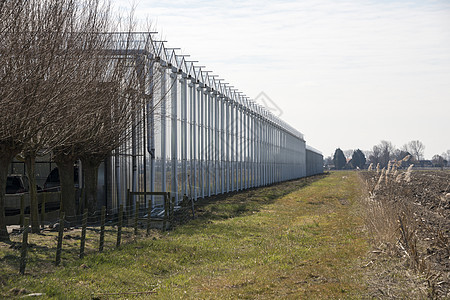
left=103, top=32, right=322, bottom=213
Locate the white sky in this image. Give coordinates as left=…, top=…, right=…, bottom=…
left=116, top=0, right=450, bottom=159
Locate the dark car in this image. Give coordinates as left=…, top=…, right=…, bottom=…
left=6, top=174, right=30, bottom=194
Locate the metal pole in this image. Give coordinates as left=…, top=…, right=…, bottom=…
left=253, top=110, right=257, bottom=187
left=246, top=105, right=250, bottom=189
left=250, top=109, right=254, bottom=187
left=259, top=115, right=263, bottom=186
left=147, top=60, right=155, bottom=208
left=236, top=103, right=240, bottom=191
left=180, top=75, right=187, bottom=198
left=239, top=103, right=243, bottom=191
left=225, top=98, right=230, bottom=193
left=198, top=86, right=205, bottom=199
left=242, top=104, right=247, bottom=190
left=206, top=89, right=211, bottom=197
left=275, top=127, right=278, bottom=182
left=132, top=56, right=146, bottom=211
left=115, top=150, right=121, bottom=209
left=268, top=123, right=272, bottom=185
left=214, top=92, right=219, bottom=195
left=262, top=114, right=266, bottom=186
left=268, top=122, right=271, bottom=184
left=170, top=71, right=178, bottom=203
left=270, top=123, right=273, bottom=184
left=230, top=101, right=236, bottom=191
left=189, top=82, right=197, bottom=200
left=255, top=115, right=259, bottom=187
left=161, top=68, right=167, bottom=194
left=220, top=95, right=225, bottom=194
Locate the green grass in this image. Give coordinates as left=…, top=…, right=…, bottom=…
left=0, top=172, right=369, bottom=299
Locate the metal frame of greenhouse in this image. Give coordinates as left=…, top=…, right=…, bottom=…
left=101, top=32, right=323, bottom=213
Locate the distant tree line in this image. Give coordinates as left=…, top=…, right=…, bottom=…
left=326, top=140, right=449, bottom=170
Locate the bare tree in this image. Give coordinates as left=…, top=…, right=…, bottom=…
left=0, top=0, right=143, bottom=237
left=432, top=155, right=445, bottom=170
left=442, top=150, right=450, bottom=166
left=406, top=140, right=425, bottom=161
left=367, top=141, right=395, bottom=168
left=79, top=86, right=141, bottom=218
left=0, top=0, right=49, bottom=239
left=48, top=3, right=145, bottom=224
left=368, top=146, right=381, bottom=166
left=19, top=0, right=96, bottom=232
left=68, top=63, right=145, bottom=219
left=379, top=140, right=395, bottom=167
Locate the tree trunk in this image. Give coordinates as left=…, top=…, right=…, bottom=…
left=0, top=155, right=13, bottom=241
left=81, top=155, right=102, bottom=221
left=54, top=154, right=76, bottom=226
left=25, top=153, right=40, bottom=233
left=0, top=143, right=20, bottom=241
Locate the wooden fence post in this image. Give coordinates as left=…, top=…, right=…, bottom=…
left=99, top=206, right=106, bottom=252
left=79, top=209, right=88, bottom=259
left=170, top=196, right=175, bottom=228
left=127, top=189, right=131, bottom=226
left=41, top=193, right=46, bottom=229
left=116, top=204, right=123, bottom=248
left=134, top=200, right=139, bottom=236
left=184, top=194, right=195, bottom=219
left=55, top=212, right=65, bottom=266
left=146, top=195, right=152, bottom=236
left=163, top=194, right=169, bottom=231
left=20, top=194, right=25, bottom=230
left=79, top=188, right=85, bottom=216
left=19, top=218, right=29, bottom=275
left=59, top=192, right=63, bottom=212
left=190, top=195, right=195, bottom=219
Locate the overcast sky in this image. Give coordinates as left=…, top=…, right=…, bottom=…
left=116, top=0, right=450, bottom=159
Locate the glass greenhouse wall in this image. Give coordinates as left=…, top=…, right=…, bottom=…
left=103, top=33, right=323, bottom=214
left=306, top=146, right=324, bottom=177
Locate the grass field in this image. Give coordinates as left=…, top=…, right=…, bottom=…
left=1, top=171, right=369, bottom=299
